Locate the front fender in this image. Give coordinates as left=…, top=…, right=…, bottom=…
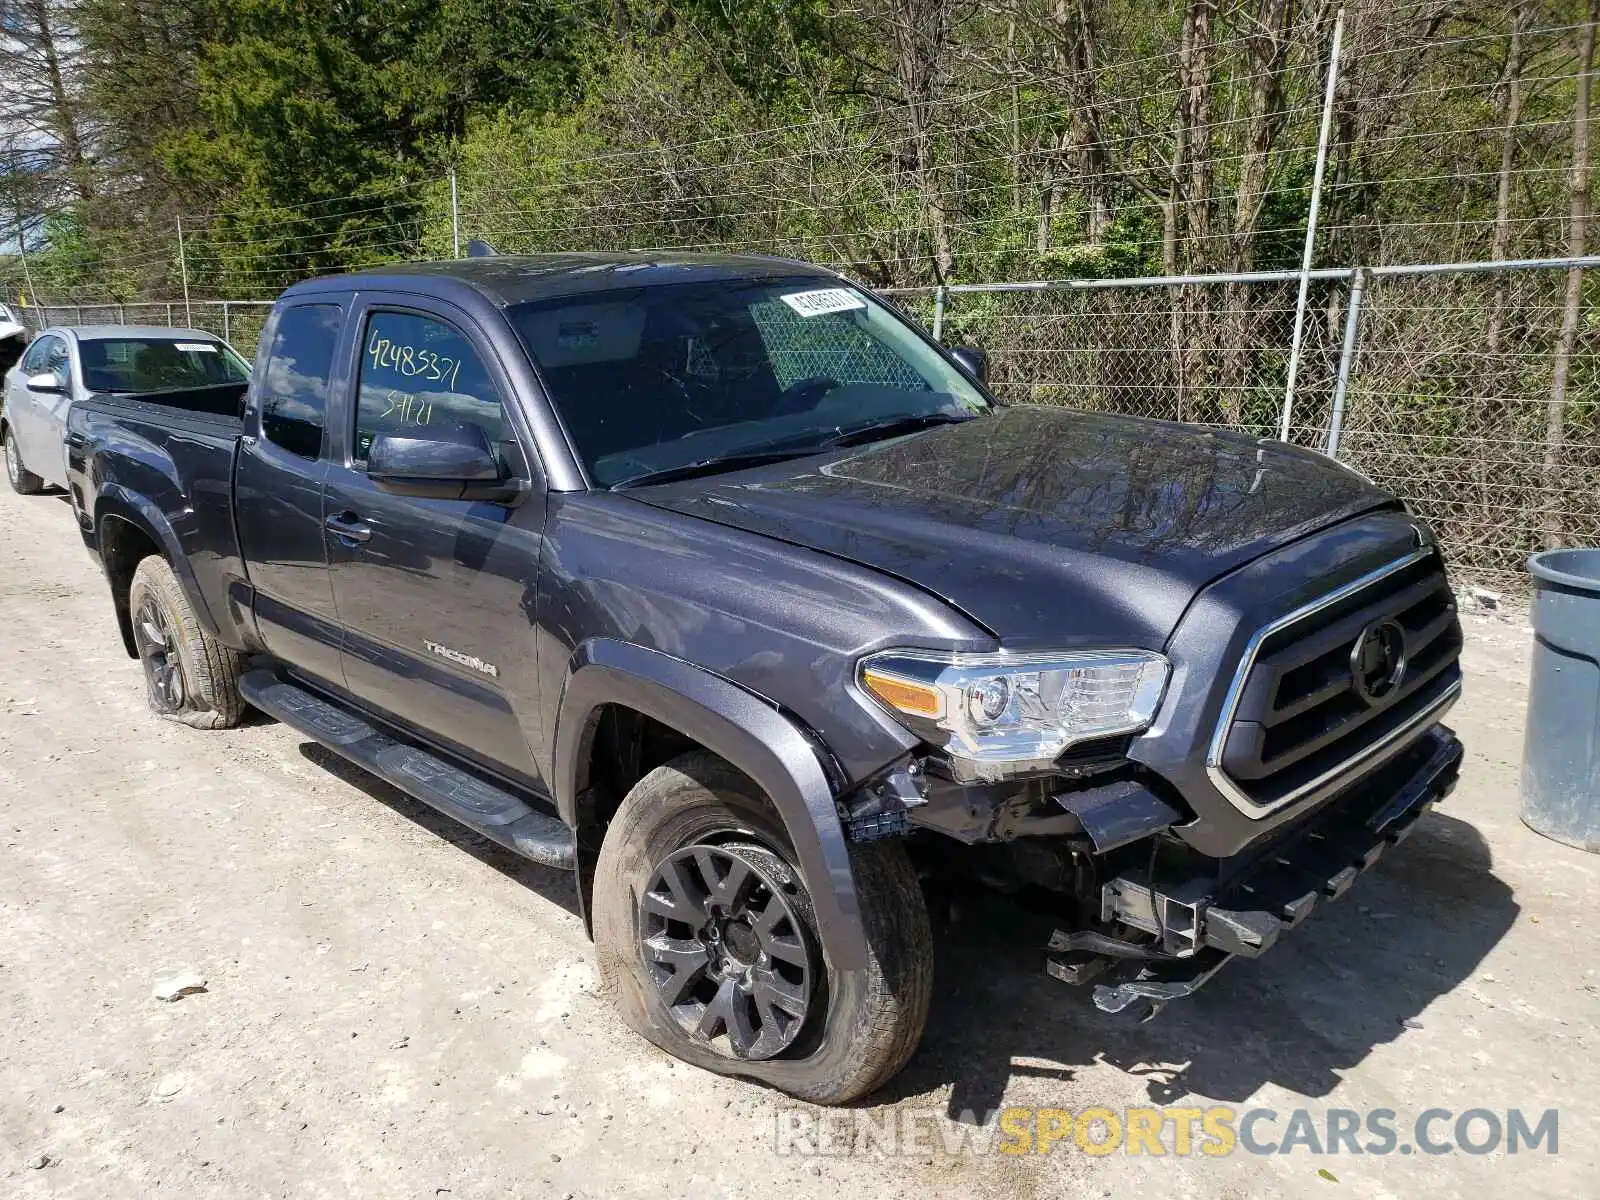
left=553, top=638, right=868, bottom=972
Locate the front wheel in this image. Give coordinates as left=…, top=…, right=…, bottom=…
left=593, top=751, right=933, bottom=1104
left=128, top=556, right=246, bottom=729
left=3, top=422, right=43, bottom=495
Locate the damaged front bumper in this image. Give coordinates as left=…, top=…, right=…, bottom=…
left=1050, top=725, right=1464, bottom=1019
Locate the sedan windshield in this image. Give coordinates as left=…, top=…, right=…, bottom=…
left=508, top=277, right=991, bottom=488
left=79, top=337, right=251, bottom=393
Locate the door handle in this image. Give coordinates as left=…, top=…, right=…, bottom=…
left=324, top=512, right=373, bottom=543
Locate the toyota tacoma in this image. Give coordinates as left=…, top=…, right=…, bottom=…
left=63, top=253, right=1464, bottom=1104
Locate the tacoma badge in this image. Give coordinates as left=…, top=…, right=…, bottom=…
left=424, top=640, right=500, bottom=678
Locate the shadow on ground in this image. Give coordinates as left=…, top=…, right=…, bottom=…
left=290, top=733, right=1515, bottom=1118
left=882, top=810, right=1518, bottom=1118
left=297, top=741, right=581, bottom=918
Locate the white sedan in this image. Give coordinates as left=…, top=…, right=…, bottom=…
left=0, top=304, right=24, bottom=377
left=2, top=325, right=251, bottom=494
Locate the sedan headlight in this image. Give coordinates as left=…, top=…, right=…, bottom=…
left=859, top=649, right=1170, bottom=782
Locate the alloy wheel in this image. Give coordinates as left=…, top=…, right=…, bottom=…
left=4, top=431, right=19, bottom=487
left=640, top=841, right=815, bottom=1060
left=134, top=597, right=184, bottom=711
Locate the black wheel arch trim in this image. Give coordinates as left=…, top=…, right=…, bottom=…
left=94, top=487, right=222, bottom=653
left=553, top=638, right=869, bottom=973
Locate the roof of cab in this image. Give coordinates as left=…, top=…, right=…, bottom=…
left=283, top=252, right=839, bottom=308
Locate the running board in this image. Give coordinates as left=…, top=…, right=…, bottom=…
left=239, top=668, right=575, bottom=870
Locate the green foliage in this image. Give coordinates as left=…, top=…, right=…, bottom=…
left=27, top=213, right=152, bottom=302
left=21, top=0, right=1595, bottom=300
left=116, top=0, right=585, bottom=291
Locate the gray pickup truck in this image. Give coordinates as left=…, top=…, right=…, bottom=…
left=64, top=253, right=1464, bottom=1104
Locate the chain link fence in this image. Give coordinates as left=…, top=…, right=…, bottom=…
left=889, top=277, right=1339, bottom=440
left=21, top=300, right=275, bottom=358
left=24, top=258, right=1598, bottom=592
left=1335, top=268, right=1598, bottom=587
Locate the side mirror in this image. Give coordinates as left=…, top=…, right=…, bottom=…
left=367, top=421, right=525, bottom=503
left=948, top=346, right=987, bottom=383
left=26, top=372, right=64, bottom=395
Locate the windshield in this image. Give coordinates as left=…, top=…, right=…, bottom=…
left=508, top=276, right=991, bottom=487
left=79, top=336, right=251, bottom=393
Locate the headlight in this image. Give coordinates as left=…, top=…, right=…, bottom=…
left=859, top=649, right=1169, bottom=782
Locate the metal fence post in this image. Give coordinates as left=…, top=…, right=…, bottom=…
left=222, top=301, right=230, bottom=344
left=15, top=225, right=38, bottom=309
left=450, top=169, right=461, bottom=259
left=1325, top=267, right=1367, bottom=458
left=176, top=216, right=193, bottom=327
left=931, top=285, right=948, bottom=341
left=1281, top=7, right=1344, bottom=442
left=74, top=305, right=83, bottom=324
left=166, top=302, right=173, bottom=326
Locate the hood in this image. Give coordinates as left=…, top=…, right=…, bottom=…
left=631, top=406, right=1391, bottom=649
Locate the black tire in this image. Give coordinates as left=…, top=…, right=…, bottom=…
left=593, top=751, right=933, bottom=1105
left=128, top=556, right=246, bottom=730
left=3, top=421, right=44, bottom=495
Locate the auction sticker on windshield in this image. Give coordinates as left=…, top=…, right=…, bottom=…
left=780, top=288, right=868, bottom=317
left=174, top=342, right=217, bottom=353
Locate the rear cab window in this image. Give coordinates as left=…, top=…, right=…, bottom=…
left=259, top=304, right=343, bottom=460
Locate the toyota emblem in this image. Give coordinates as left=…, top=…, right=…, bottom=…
left=1351, top=619, right=1408, bottom=704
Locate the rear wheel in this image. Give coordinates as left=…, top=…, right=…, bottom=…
left=593, top=751, right=933, bottom=1105
left=128, top=556, right=246, bottom=729
left=3, top=422, right=43, bottom=495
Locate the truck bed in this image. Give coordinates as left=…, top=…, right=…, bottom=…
left=66, top=389, right=248, bottom=650
left=79, top=381, right=247, bottom=431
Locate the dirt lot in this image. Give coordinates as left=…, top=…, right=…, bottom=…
left=0, top=480, right=1595, bottom=1200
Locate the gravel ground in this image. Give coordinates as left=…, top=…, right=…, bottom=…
left=0, top=480, right=1595, bottom=1199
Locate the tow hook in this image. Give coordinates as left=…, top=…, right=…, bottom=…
left=1087, top=951, right=1233, bottom=1020
left=1046, top=928, right=1233, bottom=1022
left=1046, top=875, right=1229, bottom=1021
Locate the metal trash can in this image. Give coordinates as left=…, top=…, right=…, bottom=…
left=1522, top=548, right=1600, bottom=852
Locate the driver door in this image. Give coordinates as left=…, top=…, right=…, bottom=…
left=322, top=297, right=549, bottom=790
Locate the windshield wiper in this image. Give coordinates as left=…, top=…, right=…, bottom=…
left=609, top=449, right=825, bottom=490
left=608, top=411, right=985, bottom=489
left=819, top=411, right=979, bottom=449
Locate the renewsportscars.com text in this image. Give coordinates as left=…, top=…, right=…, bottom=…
left=774, top=1106, right=1559, bottom=1158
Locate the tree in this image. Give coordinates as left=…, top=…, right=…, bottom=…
left=0, top=0, right=94, bottom=203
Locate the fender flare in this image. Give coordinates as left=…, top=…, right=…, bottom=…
left=95, top=486, right=221, bottom=650
left=553, top=638, right=867, bottom=972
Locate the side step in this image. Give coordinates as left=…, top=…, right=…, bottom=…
left=239, top=668, right=575, bottom=870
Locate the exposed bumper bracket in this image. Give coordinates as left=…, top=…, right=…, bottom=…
left=1052, top=726, right=1463, bottom=1011
left=1091, top=950, right=1233, bottom=1018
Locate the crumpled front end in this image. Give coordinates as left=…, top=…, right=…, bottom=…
left=1062, top=726, right=1461, bottom=1019
left=833, top=507, right=1465, bottom=1021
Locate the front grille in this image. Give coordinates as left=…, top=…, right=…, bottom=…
left=1209, top=551, right=1463, bottom=813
